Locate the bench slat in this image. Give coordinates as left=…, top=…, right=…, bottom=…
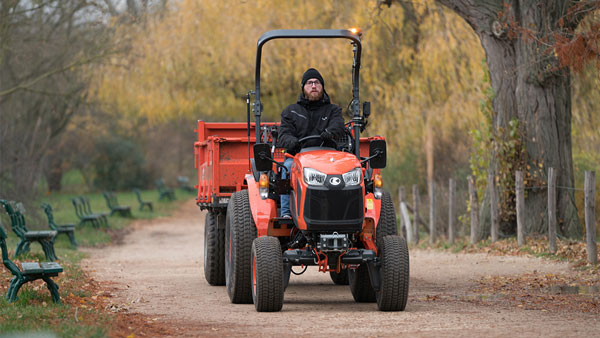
left=24, top=230, right=57, bottom=238
left=21, top=262, right=43, bottom=274
left=40, top=262, right=63, bottom=273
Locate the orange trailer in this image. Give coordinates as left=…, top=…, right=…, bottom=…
left=194, top=121, right=276, bottom=210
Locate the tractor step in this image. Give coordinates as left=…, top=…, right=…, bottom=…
left=273, top=217, right=294, bottom=229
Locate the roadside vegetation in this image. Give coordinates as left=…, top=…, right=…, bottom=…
left=0, top=171, right=190, bottom=336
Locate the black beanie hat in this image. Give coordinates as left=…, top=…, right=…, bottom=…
left=301, top=68, right=325, bottom=89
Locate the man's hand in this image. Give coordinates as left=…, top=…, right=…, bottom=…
left=289, top=138, right=300, bottom=152
left=320, top=129, right=334, bottom=141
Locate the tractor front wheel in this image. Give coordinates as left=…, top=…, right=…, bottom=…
left=204, top=211, right=225, bottom=285
left=225, top=190, right=257, bottom=304
left=376, top=235, right=409, bottom=311
left=251, top=236, right=284, bottom=312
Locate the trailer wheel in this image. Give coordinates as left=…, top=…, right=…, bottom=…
left=330, top=270, right=349, bottom=285
left=348, top=264, right=376, bottom=302
left=376, top=235, right=410, bottom=311
left=204, top=211, right=225, bottom=285
left=225, top=190, right=257, bottom=304
left=376, top=190, right=398, bottom=246
left=251, top=236, right=284, bottom=312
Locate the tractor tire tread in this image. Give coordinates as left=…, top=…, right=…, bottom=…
left=330, top=270, right=349, bottom=285
left=376, top=235, right=409, bottom=311
left=252, top=236, right=284, bottom=312
left=226, top=190, right=257, bottom=304
left=349, top=264, right=376, bottom=302
left=204, top=211, right=225, bottom=285
left=376, top=190, right=398, bottom=246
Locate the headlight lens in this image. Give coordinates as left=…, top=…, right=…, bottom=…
left=342, top=167, right=362, bottom=186
left=303, top=168, right=326, bottom=186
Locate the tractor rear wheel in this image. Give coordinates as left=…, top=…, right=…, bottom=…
left=376, top=235, right=409, bottom=311
left=225, top=190, right=257, bottom=304
left=204, top=211, right=225, bottom=285
left=348, top=264, right=376, bottom=302
left=330, top=270, right=349, bottom=285
left=376, top=190, right=398, bottom=246
left=251, top=236, right=284, bottom=312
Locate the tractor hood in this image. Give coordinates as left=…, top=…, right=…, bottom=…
left=296, top=149, right=360, bottom=175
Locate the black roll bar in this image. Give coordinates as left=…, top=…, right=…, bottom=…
left=253, top=29, right=363, bottom=157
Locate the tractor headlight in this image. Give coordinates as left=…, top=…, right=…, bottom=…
left=342, top=167, right=362, bottom=186
left=303, top=168, right=326, bottom=186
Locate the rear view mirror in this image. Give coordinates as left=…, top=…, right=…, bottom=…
left=253, top=143, right=272, bottom=172
left=363, top=101, right=371, bottom=118
left=369, top=140, right=386, bottom=169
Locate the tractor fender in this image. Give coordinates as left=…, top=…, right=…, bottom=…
left=364, top=192, right=382, bottom=226
left=245, top=174, right=277, bottom=237
left=360, top=192, right=383, bottom=252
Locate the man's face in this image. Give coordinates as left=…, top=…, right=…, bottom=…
left=303, top=78, right=323, bottom=101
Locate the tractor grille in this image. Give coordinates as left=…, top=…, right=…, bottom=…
left=303, top=186, right=363, bottom=233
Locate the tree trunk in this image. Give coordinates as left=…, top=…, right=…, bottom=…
left=46, top=164, right=63, bottom=192
left=436, top=0, right=582, bottom=238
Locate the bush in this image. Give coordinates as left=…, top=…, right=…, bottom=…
left=92, top=136, right=150, bottom=190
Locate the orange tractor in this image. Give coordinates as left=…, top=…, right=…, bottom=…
left=195, top=29, right=409, bottom=312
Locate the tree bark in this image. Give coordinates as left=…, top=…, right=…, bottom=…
left=46, top=163, right=63, bottom=192
left=436, top=0, right=583, bottom=237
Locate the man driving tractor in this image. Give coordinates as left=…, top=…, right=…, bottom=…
left=277, top=68, right=345, bottom=218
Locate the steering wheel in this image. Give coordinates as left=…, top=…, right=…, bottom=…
left=298, top=135, right=323, bottom=144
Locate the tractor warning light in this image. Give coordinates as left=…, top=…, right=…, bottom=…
left=259, top=173, right=269, bottom=199
left=349, top=27, right=362, bottom=36
left=373, top=173, right=383, bottom=199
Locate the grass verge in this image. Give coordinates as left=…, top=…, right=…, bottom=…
left=0, top=188, right=195, bottom=337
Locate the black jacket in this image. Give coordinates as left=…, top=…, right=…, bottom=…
left=277, top=92, right=345, bottom=154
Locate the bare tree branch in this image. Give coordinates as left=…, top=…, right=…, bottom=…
left=566, top=0, right=600, bottom=28
left=0, top=50, right=117, bottom=97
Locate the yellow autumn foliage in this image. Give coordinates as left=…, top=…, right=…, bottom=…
left=92, top=0, right=488, bottom=185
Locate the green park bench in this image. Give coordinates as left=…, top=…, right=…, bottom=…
left=133, top=188, right=153, bottom=211
left=80, top=196, right=109, bottom=224
left=0, top=200, right=58, bottom=261
left=72, top=196, right=108, bottom=228
left=0, top=223, right=63, bottom=303
left=41, top=203, right=78, bottom=248
left=102, top=191, right=132, bottom=217
left=155, top=178, right=176, bottom=201
left=177, top=176, right=195, bottom=193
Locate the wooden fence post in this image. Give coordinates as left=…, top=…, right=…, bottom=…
left=488, top=173, right=499, bottom=243
left=429, top=180, right=436, bottom=244
left=468, top=176, right=479, bottom=244
left=398, top=186, right=405, bottom=235
left=585, top=171, right=597, bottom=265
left=412, top=185, right=420, bottom=244
left=401, top=202, right=413, bottom=243
left=548, top=167, right=557, bottom=253
left=448, top=178, right=455, bottom=245
left=516, top=170, right=525, bottom=247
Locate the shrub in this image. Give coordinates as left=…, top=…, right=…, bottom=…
left=91, top=136, right=150, bottom=190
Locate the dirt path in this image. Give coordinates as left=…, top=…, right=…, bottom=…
left=83, top=199, right=599, bottom=337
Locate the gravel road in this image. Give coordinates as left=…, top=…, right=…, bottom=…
left=83, top=199, right=599, bottom=337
